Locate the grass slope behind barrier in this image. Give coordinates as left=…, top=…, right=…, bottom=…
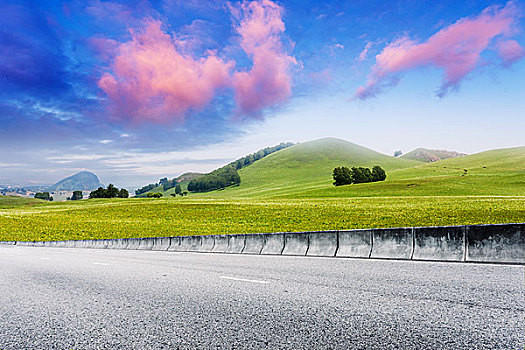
left=1, top=196, right=523, bottom=241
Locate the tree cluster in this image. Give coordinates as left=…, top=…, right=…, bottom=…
left=89, top=184, right=129, bottom=199
left=71, top=190, right=83, bottom=200
left=135, top=183, right=157, bottom=196
left=135, top=177, right=179, bottom=196
left=187, top=166, right=240, bottom=193
left=228, top=142, right=294, bottom=170
left=170, top=185, right=188, bottom=197
left=34, top=192, right=53, bottom=201
left=333, top=166, right=387, bottom=186
left=147, top=192, right=163, bottom=198
left=159, top=177, right=179, bottom=191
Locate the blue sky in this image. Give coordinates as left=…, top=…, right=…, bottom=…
left=1, top=0, right=524, bottom=188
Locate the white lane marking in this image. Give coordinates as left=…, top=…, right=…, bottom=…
left=93, top=262, right=110, bottom=266
left=40, top=257, right=50, bottom=260
left=219, top=276, right=269, bottom=284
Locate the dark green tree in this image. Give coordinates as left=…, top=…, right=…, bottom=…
left=371, top=165, right=387, bottom=182
left=351, top=167, right=373, bottom=184
left=174, top=183, right=182, bottom=195
left=89, top=184, right=128, bottom=199
left=332, top=167, right=353, bottom=186
left=106, top=184, right=119, bottom=198
left=147, top=192, right=163, bottom=198
left=34, top=192, right=53, bottom=201
left=71, top=190, right=83, bottom=200
left=135, top=183, right=156, bottom=196
left=188, top=165, right=240, bottom=192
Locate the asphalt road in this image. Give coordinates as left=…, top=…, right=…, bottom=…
left=0, top=246, right=523, bottom=349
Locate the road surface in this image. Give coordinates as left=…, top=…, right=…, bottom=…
left=0, top=246, right=523, bottom=349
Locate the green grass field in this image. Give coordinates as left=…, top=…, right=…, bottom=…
left=1, top=138, right=523, bottom=241
left=1, top=196, right=523, bottom=242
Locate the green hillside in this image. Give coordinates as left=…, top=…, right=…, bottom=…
left=200, top=138, right=420, bottom=198
left=281, top=146, right=525, bottom=198
left=195, top=141, right=524, bottom=199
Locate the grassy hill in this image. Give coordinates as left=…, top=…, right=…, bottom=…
left=401, top=148, right=466, bottom=162
left=199, top=138, right=420, bottom=198
left=280, top=146, right=525, bottom=198
left=195, top=140, right=524, bottom=199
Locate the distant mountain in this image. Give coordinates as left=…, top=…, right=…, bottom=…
left=48, top=171, right=103, bottom=191
left=401, top=148, right=466, bottom=162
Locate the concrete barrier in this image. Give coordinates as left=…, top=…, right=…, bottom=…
left=226, top=234, right=246, bottom=254
left=107, top=238, right=123, bottom=249
left=0, top=241, right=16, bottom=245
left=152, top=237, right=171, bottom=251
left=260, top=233, right=285, bottom=255
left=187, top=236, right=202, bottom=252
left=226, top=235, right=246, bottom=253
left=307, top=231, right=338, bottom=257
left=75, top=240, right=83, bottom=248
left=177, top=236, right=193, bottom=252
left=242, top=234, right=265, bottom=254
left=282, top=232, right=309, bottom=256
left=138, top=238, right=155, bottom=250
left=466, top=223, right=525, bottom=264
left=336, top=229, right=372, bottom=258
left=212, top=235, right=229, bottom=253
left=125, top=238, right=141, bottom=250
left=200, top=235, right=215, bottom=252
left=168, top=237, right=181, bottom=251
left=14, top=223, right=525, bottom=265
left=413, top=226, right=464, bottom=261
left=97, top=239, right=109, bottom=249
left=370, top=227, right=413, bottom=259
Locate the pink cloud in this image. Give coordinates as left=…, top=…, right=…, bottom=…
left=97, top=20, right=233, bottom=123
left=96, top=0, right=295, bottom=123
left=497, top=39, right=525, bottom=65
left=357, top=42, right=372, bottom=62
left=355, top=1, right=523, bottom=100
left=231, top=0, right=297, bottom=116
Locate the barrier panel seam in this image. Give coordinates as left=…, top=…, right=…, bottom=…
left=240, top=235, right=246, bottom=253
left=258, top=235, right=265, bottom=254
left=462, top=225, right=467, bottom=262
left=368, top=231, right=373, bottom=258
left=334, top=231, right=339, bottom=257
left=280, top=234, right=286, bottom=255
left=304, top=233, right=310, bottom=256
left=410, top=227, right=415, bottom=260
